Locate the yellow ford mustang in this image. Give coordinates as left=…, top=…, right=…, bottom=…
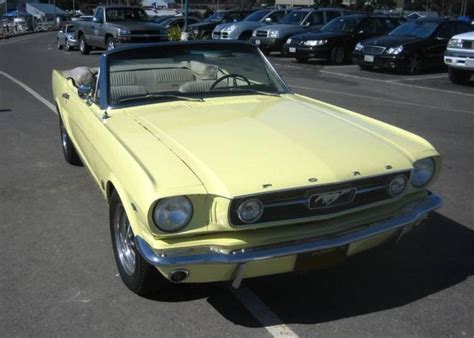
left=52, top=41, right=441, bottom=295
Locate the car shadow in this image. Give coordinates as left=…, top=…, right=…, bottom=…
left=145, top=212, right=474, bottom=327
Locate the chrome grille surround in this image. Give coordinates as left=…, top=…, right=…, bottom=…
left=363, top=45, right=386, bottom=55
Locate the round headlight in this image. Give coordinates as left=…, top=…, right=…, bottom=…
left=153, top=196, right=193, bottom=232
left=388, top=175, right=407, bottom=196
left=411, top=158, right=435, bottom=187
left=237, top=199, right=263, bottom=224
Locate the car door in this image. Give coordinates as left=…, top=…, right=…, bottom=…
left=91, top=7, right=105, bottom=47
left=429, top=22, right=456, bottom=67
left=59, top=79, right=101, bottom=174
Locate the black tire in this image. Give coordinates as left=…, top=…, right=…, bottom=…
left=106, top=36, right=116, bottom=51
left=57, top=39, right=63, bottom=50
left=448, top=67, right=471, bottom=84
left=109, top=191, right=169, bottom=295
left=407, top=53, right=423, bottom=75
left=296, top=56, right=309, bottom=63
left=79, top=35, right=90, bottom=55
left=59, top=116, right=82, bottom=166
left=330, top=44, right=346, bottom=65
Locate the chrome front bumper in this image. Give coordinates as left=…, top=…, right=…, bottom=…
left=136, top=192, right=441, bottom=268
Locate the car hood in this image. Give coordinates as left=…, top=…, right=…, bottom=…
left=362, top=34, right=425, bottom=47
left=190, top=21, right=217, bottom=30
left=291, top=30, right=349, bottom=41
left=107, top=21, right=165, bottom=33
left=124, top=95, right=436, bottom=198
left=215, top=21, right=263, bottom=32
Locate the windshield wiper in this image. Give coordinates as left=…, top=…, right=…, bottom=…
left=213, top=87, right=281, bottom=97
left=118, top=93, right=204, bottom=103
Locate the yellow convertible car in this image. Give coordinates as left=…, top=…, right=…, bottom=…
left=52, top=41, right=441, bottom=295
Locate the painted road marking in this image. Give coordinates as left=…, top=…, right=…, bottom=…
left=289, top=84, right=473, bottom=115
left=0, top=34, right=43, bottom=47
left=318, top=70, right=474, bottom=98
left=0, top=71, right=57, bottom=114
left=0, top=69, right=298, bottom=338
left=232, top=285, right=299, bottom=338
left=387, top=74, right=447, bottom=82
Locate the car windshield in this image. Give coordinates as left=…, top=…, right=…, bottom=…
left=389, top=21, right=438, bottom=38
left=322, top=16, right=362, bottom=33
left=106, top=8, right=150, bottom=22
left=107, top=43, right=288, bottom=106
left=244, top=10, right=270, bottom=22
left=208, top=12, right=226, bottom=22
left=153, top=16, right=174, bottom=24
left=280, top=11, right=308, bottom=25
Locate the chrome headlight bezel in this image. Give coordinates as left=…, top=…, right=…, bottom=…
left=237, top=198, right=264, bottom=224
left=385, top=45, right=404, bottom=55
left=117, top=28, right=131, bottom=36
left=286, top=38, right=292, bottom=44
left=303, top=39, right=328, bottom=47
left=448, top=38, right=463, bottom=49
left=153, top=196, right=193, bottom=232
left=354, top=42, right=364, bottom=51
left=411, top=158, right=436, bottom=188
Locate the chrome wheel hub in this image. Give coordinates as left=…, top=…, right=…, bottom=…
left=114, top=205, right=136, bottom=276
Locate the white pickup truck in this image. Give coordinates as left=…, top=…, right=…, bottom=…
left=444, top=31, right=474, bottom=84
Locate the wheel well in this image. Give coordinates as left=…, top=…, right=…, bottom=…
left=105, top=34, right=113, bottom=44
left=106, top=181, right=116, bottom=204
left=239, top=30, right=252, bottom=39
left=77, top=31, right=83, bottom=38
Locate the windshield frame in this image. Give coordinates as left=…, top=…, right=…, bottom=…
left=279, top=10, right=310, bottom=25
left=100, top=42, right=290, bottom=109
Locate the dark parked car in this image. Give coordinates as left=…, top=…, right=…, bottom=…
left=153, top=16, right=200, bottom=29
left=284, top=14, right=404, bottom=64
left=189, top=10, right=253, bottom=39
left=352, top=18, right=474, bottom=74
left=249, top=8, right=351, bottom=55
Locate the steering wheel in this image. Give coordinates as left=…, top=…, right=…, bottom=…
left=209, top=74, right=251, bottom=91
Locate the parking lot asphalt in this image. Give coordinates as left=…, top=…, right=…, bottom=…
left=1, top=32, right=473, bottom=337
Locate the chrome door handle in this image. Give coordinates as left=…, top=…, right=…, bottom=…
left=62, top=93, right=70, bottom=100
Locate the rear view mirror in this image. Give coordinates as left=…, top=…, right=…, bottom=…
left=78, top=84, right=92, bottom=99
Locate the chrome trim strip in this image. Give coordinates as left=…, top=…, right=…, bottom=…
left=135, top=192, right=441, bottom=266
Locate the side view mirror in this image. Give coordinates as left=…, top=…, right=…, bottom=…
left=233, top=19, right=238, bottom=22
left=78, top=84, right=92, bottom=99
left=265, top=17, right=272, bottom=23
left=59, top=30, right=63, bottom=33
left=303, top=22, right=310, bottom=27
left=436, top=36, right=447, bottom=41
left=93, top=17, right=103, bottom=24
left=358, top=30, right=365, bottom=35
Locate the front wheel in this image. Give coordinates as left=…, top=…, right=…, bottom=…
left=448, top=67, right=471, bottom=84
left=110, top=191, right=169, bottom=295
left=79, top=35, right=90, bottom=55
left=330, top=45, right=346, bottom=65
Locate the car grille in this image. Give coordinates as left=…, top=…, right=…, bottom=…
left=363, top=46, right=386, bottom=55
left=130, top=30, right=163, bottom=35
left=229, top=171, right=411, bottom=226
left=256, top=31, right=268, bottom=37
left=461, top=40, right=474, bottom=49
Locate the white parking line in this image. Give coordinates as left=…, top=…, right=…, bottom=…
left=0, top=70, right=298, bottom=337
left=289, top=84, right=474, bottom=115
left=387, top=74, right=447, bottom=82
left=318, top=70, right=474, bottom=98
left=232, top=286, right=299, bottom=338
left=0, top=71, right=57, bottom=114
